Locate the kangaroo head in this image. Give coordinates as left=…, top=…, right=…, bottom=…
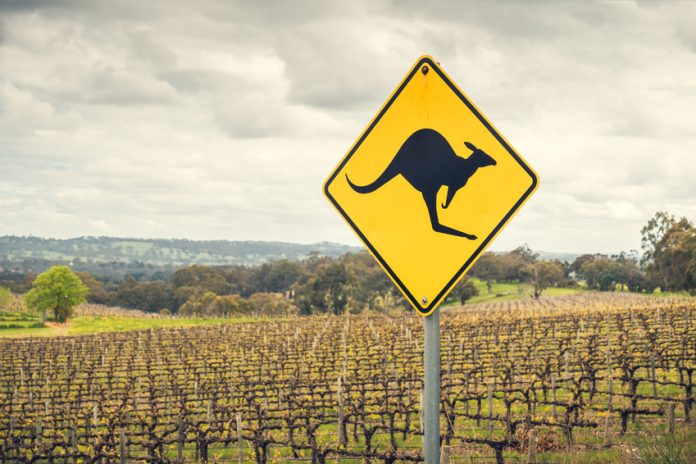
left=442, top=142, right=497, bottom=210
left=465, top=142, right=496, bottom=167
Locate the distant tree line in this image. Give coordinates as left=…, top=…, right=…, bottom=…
left=0, top=236, right=357, bottom=266
left=2, top=248, right=565, bottom=316
left=3, top=211, right=695, bottom=316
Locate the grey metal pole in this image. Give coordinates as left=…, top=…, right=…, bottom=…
left=424, top=307, right=441, bottom=463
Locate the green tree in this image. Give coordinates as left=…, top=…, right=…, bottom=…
left=171, top=265, right=230, bottom=294
left=247, top=292, right=299, bottom=316
left=577, top=255, right=647, bottom=292
left=249, top=260, right=305, bottom=294
left=579, top=257, right=620, bottom=291
left=524, top=260, right=564, bottom=298
left=179, top=291, right=245, bottom=316
left=647, top=219, right=696, bottom=291
left=470, top=253, right=505, bottom=292
left=112, top=278, right=173, bottom=312
left=501, top=245, right=538, bottom=282
left=451, top=277, right=479, bottom=304
left=75, top=271, right=110, bottom=304
left=24, top=266, right=89, bottom=322
left=641, top=211, right=677, bottom=266
left=294, top=263, right=348, bottom=315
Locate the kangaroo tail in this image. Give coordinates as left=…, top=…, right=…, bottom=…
left=346, top=167, right=398, bottom=194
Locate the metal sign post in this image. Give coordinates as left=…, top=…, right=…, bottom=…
left=423, top=307, right=440, bottom=463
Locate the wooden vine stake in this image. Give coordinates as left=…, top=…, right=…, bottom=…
left=528, top=428, right=537, bottom=464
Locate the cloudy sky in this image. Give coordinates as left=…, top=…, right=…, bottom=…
left=1, top=1, right=695, bottom=254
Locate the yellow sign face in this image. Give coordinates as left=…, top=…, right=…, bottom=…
left=323, top=56, right=538, bottom=316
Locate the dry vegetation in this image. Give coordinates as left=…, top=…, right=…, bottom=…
left=0, top=293, right=694, bottom=463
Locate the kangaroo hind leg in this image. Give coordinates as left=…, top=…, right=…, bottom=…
left=422, top=191, right=478, bottom=240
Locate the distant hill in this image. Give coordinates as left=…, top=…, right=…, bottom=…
left=534, top=251, right=583, bottom=263
left=0, top=236, right=361, bottom=267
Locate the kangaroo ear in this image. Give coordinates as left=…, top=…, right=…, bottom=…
left=465, top=141, right=477, bottom=151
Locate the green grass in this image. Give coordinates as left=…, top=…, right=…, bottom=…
left=0, top=311, right=43, bottom=330
left=442, top=278, right=586, bottom=306
left=646, top=289, right=693, bottom=298
left=112, top=240, right=154, bottom=254
left=68, top=315, right=269, bottom=334
left=0, top=314, right=276, bottom=338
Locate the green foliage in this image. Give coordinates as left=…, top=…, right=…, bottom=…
left=641, top=211, right=677, bottom=266
left=111, top=277, right=173, bottom=312
left=179, top=291, right=245, bottom=316
left=172, top=265, right=231, bottom=294
left=646, top=218, right=696, bottom=291
left=0, top=287, right=11, bottom=309
left=247, top=292, right=300, bottom=316
left=450, top=277, right=479, bottom=304
left=24, top=266, right=89, bottom=322
left=524, top=260, right=565, bottom=298
left=575, top=253, right=649, bottom=292
left=250, top=260, right=305, bottom=294
left=470, top=253, right=504, bottom=290
left=469, top=245, right=538, bottom=284
left=294, top=261, right=348, bottom=315
left=0, top=311, right=43, bottom=330
left=74, top=271, right=110, bottom=304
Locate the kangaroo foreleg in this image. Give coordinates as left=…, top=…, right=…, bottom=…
left=423, top=191, right=478, bottom=240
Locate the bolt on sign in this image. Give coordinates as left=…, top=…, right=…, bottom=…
left=324, top=56, right=538, bottom=316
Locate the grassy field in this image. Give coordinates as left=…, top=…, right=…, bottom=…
left=442, top=278, right=587, bottom=306
left=0, top=312, right=275, bottom=338
left=0, top=311, right=44, bottom=331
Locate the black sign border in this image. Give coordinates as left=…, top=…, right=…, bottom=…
left=323, top=56, right=538, bottom=316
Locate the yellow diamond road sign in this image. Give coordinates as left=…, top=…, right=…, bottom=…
left=323, top=56, right=539, bottom=316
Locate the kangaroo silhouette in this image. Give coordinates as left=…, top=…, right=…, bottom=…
left=346, top=128, right=496, bottom=239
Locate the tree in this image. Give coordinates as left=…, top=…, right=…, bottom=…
left=171, top=265, right=230, bottom=294
left=641, top=211, right=677, bottom=266
left=524, top=260, right=564, bottom=299
left=294, top=263, right=348, bottom=315
left=112, top=278, right=173, bottom=312
left=247, top=292, right=299, bottom=316
left=249, top=260, right=305, bottom=294
left=339, top=252, right=399, bottom=312
left=501, top=245, right=538, bottom=281
left=578, top=257, right=620, bottom=291
left=451, top=277, right=479, bottom=304
left=470, top=253, right=505, bottom=292
left=576, top=255, right=649, bottom=292
left=647, top=219, right=696, bottom=291
left=75, top=271, right=110, bottom=304
left=179, top=291, right=245, bottom=316
left=24, top=266, right=89, bottom=322
left=570, top=254, right=597, bottom=276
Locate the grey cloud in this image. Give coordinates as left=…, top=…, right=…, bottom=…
left=84, top=67, right=178, bottom=104
left=0, top=0, right=75, bottom=12
left=0, top=0, right=695, bottom=253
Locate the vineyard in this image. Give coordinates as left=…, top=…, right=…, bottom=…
left=1, top=293, right=694, bottom=463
